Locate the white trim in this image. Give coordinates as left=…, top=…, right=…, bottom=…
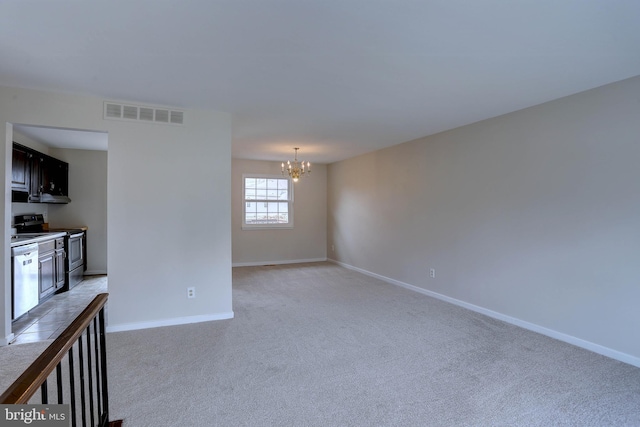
left=0, top=333, right=15, bottom=346
left=106, top=311, right=234, bottom=333
left=241, top=223, right=293, bottom=230
left=328, top=258, right=640, bottom=369
left=233, top=257, right=327, bottom=267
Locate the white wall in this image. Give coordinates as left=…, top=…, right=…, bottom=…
left=232, top=159, right=326, bottom=266
left=2, top=123, right=12, bottom=343
left=327, top=75, right=640, bottom=367
left=12, top=130, right=50, bottom=153
left=49, top=148, right=108, bottom=275
left=1, top=85, right=233, bottom=343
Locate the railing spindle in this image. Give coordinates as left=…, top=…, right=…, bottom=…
left=86, top=326, right=96, bottom=427
left=56, top=364, right=64, bottom=404
left=41, top=380, right=48, bottom=404
left=79, top=332, right=87, bottom=426
left=98, top=309, right=109, bottom=426
left=93, top=317, right=102, bottom=418
left=68, top=347, right=77, bottom=427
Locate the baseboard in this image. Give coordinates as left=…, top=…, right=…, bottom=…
left=84, top=269, right=107, bottom=276
left=233, top=257, right=327, bottom=267
left=106, top=311, right=234, bottom=333
left=0, top=333, right=15, bottom=346
left=329, top=259, right=640, bottom=369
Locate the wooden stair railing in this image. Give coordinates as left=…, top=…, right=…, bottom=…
left=1, top=293, right=122, bottom=426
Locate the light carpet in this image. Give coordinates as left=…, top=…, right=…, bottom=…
left=0, top=340, right=53, bottom=396
left=105, top=263, right=638, bottom=425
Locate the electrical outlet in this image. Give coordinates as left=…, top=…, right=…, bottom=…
left=331, top=245, right=335, bottom=252
left=187, top=287, right=196, bottom=299
left=430, top=268, right=436, bottom=278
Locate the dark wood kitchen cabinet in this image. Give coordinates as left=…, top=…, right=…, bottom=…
left=55, top=238, right=66, bottom=290
left=38, top=237, right=66, bottom=301
left=11, top=143, right=30, bottom=193
left=11, top=143, right=69, bottom=203
left=42, top=156, right=69, bottom=197
left=28, top=152, right=44, bottom=202
left=38, top=240, right=56, bottom=301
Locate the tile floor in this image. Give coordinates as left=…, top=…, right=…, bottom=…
left=10, top=275, right=108, bottom=345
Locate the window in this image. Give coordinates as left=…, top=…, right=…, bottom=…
left=242, top=175, right=293, bottom=229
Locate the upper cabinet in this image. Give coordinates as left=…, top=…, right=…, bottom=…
left=11, top=143, right=70, bottom=204
left=11, top=144, right=30, bottom=193
left=28, top=150, right=44, bottom=202
left=42, top=155, right=69, bottom=198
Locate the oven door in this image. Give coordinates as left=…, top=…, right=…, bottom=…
left=68, top=232, right=84, bottom=271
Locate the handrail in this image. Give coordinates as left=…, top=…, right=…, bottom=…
left=0, top=293, right=109, bottom=404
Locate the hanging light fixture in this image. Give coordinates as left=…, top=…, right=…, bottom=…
left=281, top=147, right=310, bottom=182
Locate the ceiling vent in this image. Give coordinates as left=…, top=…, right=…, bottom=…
left=103, top=101, right=185, bottom=126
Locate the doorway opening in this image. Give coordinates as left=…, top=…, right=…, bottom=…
left=7, top=123, right=108, bottom=344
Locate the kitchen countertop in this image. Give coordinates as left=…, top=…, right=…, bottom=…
left=47, top=226, right=88, bottom=232
left=10, top=232, right=67, bottom=248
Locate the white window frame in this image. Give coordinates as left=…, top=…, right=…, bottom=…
left=242, top=174, right=294, bottom=230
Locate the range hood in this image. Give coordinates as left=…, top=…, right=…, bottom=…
left=11, top=191, right=71, bottom=204
left=39, top=193, right=72, bottom=204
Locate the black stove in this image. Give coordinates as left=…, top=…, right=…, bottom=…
left=14, top=214, right=83, bottom=235
left=14, top=214, right=47, bottom=233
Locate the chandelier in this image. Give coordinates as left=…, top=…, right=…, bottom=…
left=281, top=147, right=310, bottom=182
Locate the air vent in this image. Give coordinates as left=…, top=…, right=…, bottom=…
left=139, top=107, right=154, bottom=121
left=170, top=111, right=184, bottom=125
left=155, top=109, right=169, bottom=123
left=122, top=105, right=138, bottom=120
left=105, top=103, right=122, bottom=118
left=103, top=101, right=185, bottom=126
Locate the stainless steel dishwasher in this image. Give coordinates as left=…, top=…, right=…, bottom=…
left=12, top=242, right=39, bottom=320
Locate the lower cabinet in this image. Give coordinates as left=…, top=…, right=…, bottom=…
left=38, top=240, right=56, bottom=300
left=38, top=238, right=66, bottom=301
left=55, top=237, right=67, bottom=290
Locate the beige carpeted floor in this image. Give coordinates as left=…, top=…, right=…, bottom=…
left=4, top=262, right=640, bottom=426
left=104, top=262, right=640, bottom=426
left=0, top=340, right=53, bottom=396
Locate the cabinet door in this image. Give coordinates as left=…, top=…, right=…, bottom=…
left=39, top=251, right=56, bottom=299
left=11, top=144, right=30, bottom=192
left=55, top=248, right=66, bottom=289
left=29, top=154, right=44, bottom=202
left=68, top=235, right=84, bottom=271
left=42, top=155, right=69, bottom=196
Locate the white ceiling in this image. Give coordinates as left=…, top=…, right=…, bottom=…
left=12, top=124, right=108, bottom=151
left=1, top=1, right=639, bottom=163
